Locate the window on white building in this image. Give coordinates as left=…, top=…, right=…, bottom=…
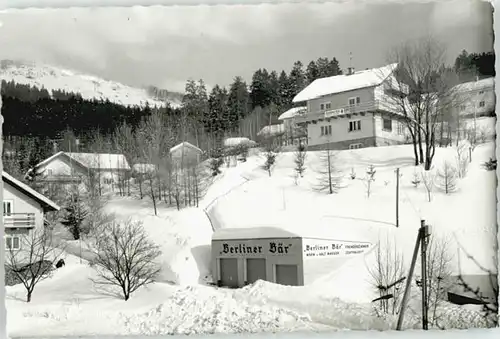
left=479, top=101, right=485, bottom=107
left=47, top=169, right=53, bottom=176
left=348, top=120, right=361, bottom=132
left=383, top=118, right=392, bottom=132
left=5, top=235, right=21, bottom=250
left=479, top=90, right=484, bottom=95
left=320, top=102, right=332, bottom=111
left=397, top=122, right=404, bottom=135
left=3, top=200, right=13, bottom=216
left=104, top=178, right=114, bottom=185
left=460, top=105, right=466, bottom=111
left=349, top=143, right=363, bottom=149
left=348, top=97, right=361, bottom=106
left=320, top=125, right=332, bottom=136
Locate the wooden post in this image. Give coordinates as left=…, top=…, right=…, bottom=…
left=396, top=220, right=424, bottom=331
left=469, top=147, right=472, bottom=163
left=395, top=168, right=400, bottom=227
left=421, top=223, right=430, bottom=330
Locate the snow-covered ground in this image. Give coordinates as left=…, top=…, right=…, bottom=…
left=0, top=60, right=181, bottom=108
left=5, top=128, right=497, bottom=336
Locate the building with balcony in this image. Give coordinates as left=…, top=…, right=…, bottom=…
left=292, top=63, right=410, bottom=151
left=3, top=171, right=60, bottom=253
left=277, top=106, right=308, bottom=146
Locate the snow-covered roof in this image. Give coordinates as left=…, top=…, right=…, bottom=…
left=258, top=124, right=285, bottom=136
left=451, top=77, right=495, bottom=94
left=278, top=106, right=307, bottom=120
left=212, top=226, right=373, bottom=244
left=169, top=141, right=202, bottom=155
left=132, top=163, right=156, bottom=173
left=293, top=63, right=398, bottom=103
left=66, top=152, right=130, bottom=170
left=212, top=227, right=303, bottom=241
left=36, top=151, right=130, bottom=171
left=2, top=171, right=60, bottom=212
left=223, top=137, right=257, bottom=147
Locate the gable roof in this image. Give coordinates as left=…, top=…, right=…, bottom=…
left=293, top=63, right=398, bottom=103
left=258, top=124, right=285, bottom=136
left=2, top=171, right=60, bottom=212
left=451, top=77, right=495, bottom=94
left=169, top=141, right=202, bottom=155
left=36, top=151, right=130, bottom=171
left=278, top=106, right=307, bottom=120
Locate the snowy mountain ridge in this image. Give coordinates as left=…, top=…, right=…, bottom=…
left=0, top=60, right=182, bottom=108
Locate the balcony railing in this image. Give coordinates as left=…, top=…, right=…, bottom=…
left=41, top=174, right=82, bottom=183
left=294, top=100, right=402, bottom=124
left=3, top=213, right=36, bottom=228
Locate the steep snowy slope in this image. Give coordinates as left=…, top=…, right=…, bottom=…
left=0, top=60, right=181, bottom=108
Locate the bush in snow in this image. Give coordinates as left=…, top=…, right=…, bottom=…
left=89, top=219, right=161, bottom=301
left=421, top=169, right=435, bottom=202
left=482, top=158, right=497, bottom=171
left=435, top=161, right=458, bottom=194
left=261, top=138, right=280, bottom=177
left=366, top=164, right=376, bottom=181
left=209, top=148, right=225, bottom=177
left=411, top=168, right=421, bottom=188
left=350, top=167, right=356, bottom=180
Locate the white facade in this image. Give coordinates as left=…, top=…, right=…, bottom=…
left=452, top=77, right=495, bottom=118
left=35, top=152, right=131, bottom=192
left=2, top=171, right=60, bottom=259
left=293, top=65, right=409, bottom=150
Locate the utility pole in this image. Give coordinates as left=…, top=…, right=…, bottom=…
left=397, top=220, right=426, bottom=330
left=421, top=222, right=431, bottom=330
left=395, top=167, right=400, bottom=227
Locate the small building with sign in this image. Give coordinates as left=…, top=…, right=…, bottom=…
left=211, top=227, right=373, bottom=288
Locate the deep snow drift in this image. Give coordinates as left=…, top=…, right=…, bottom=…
left=5, top=135, right=497, bottom=336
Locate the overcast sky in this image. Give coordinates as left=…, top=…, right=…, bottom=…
left=0, top=0, right=493, bottom=92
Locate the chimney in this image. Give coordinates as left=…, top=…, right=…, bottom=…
left=52, top=141, right=58, bottom=154
left=347, top=67, right=355, bottom=75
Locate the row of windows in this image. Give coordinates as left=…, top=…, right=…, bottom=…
left=460, top=101, right=486, bottom=111
left=319, top=118, right=405, bottom=136
left=319, top=96, right=361, bottom=111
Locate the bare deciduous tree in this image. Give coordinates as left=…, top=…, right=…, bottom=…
left=5, top=227, right=66, bottom=302
left=381, top=36, right=462, bottom=170
left=89, top=219, right=162, bottom=301
left=314, top=147, right=343, bottom=194
left=367, top=236, right=406, bottom=315
left=422, top=236, right=453, bottom=328
left=435, top=161, right=458, bottom=194
left=455, top=142, right=470, bottom=179
left=421, top=169, right=435, bottom=202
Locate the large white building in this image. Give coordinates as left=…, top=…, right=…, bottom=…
left=292, top=64, right=410, bottom=151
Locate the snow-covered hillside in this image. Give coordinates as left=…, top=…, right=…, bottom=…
left=6, top=129, right=497, bottom=336
left=0, top=60, right=181, bottom=108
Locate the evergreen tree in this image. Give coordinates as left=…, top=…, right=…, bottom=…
left=206, top=85, right=229, bottom=142
left=277, top=70, right=291, bottom=109
left=306, top=61, right=320, bottom=84
left=287, top=61, right=307, bottom=103
left=227, top=76, right=250, bottom=132
left=249, top=69, right=272, bottom=109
